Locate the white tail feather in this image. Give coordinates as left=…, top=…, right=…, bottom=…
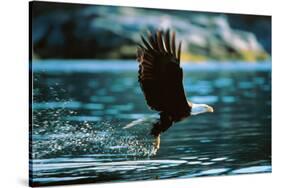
left=123, top=114, right=159, bottom=129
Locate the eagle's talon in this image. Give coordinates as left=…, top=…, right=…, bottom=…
left=153, top=135, right=160, bottom=150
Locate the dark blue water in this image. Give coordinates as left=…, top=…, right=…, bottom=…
left=30, top=60, right=271, bottom=186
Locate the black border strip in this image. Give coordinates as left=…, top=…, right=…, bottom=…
left=29, top=1, right=33, bottom=187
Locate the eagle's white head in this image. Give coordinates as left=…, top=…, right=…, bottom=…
left=190, top=103, right=214, bottom=115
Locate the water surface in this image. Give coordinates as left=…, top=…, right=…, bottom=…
left=30, top=60, right=271, bottom=186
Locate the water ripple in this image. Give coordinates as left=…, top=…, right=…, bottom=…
left=231, top=166, right=272, bottom=174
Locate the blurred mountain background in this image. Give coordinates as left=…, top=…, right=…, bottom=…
left=31, top=2, right=271, bottom=62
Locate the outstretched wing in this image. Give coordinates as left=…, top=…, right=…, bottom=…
left=137, top=30, right=191, bottom=122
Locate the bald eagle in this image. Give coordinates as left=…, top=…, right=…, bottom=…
left=124, top=30, right=213, bottom=151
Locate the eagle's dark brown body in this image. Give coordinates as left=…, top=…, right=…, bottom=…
left=136, top=30, right=192, bottom=136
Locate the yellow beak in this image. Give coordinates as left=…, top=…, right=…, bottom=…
left=207, top=106, right=214, bottom=112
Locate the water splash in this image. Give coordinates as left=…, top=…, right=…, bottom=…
left=32, top=109, right=159, bottom=159
left=32, top=73, right=158, bottom=159
left=32, top=106, right=158, bottom=159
